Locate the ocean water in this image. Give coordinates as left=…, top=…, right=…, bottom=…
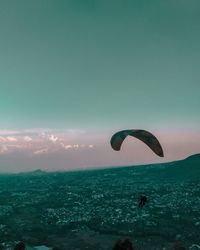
left=0, top=154, right=200, bottom=249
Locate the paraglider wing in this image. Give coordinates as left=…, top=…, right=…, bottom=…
left=110, top=130, right=132, bottom=151
left=110, top=129, right=164, bottom=157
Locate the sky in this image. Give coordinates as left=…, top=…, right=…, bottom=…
left=0, top=0, right=200, bottom=172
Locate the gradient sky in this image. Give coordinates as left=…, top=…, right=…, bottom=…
left=0, top=0, right=200, bottom=172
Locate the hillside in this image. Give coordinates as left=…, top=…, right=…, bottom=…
left=157, top=153, right=200, bottom=180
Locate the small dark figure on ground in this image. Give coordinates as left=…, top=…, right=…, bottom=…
left=14, top=241, right=26, bottom=250
left=138, top=194, right=147, bottom=208
left=112, top=239, right=134, bottom=250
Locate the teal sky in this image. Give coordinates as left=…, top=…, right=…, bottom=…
left=0, top=0, right=200, bottom=130
left=0, top=1, right=200, bottom=171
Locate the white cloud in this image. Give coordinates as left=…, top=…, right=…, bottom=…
left=49, top=134, right=58, bottom=143
left=24, top=136, right=32, bottom=142
left=34, top=148, right=48, bottom=155
left=6, top=137, right=18, bottom=142
left=0, top=128, right=96, bottom=155
left=60, top=143, right=73, bottom=149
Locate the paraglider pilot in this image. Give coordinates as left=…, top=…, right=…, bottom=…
left=138, top=194, right=147, bottom=208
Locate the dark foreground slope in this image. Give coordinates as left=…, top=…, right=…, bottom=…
left=0, top=154, right=200, bottom=250
left=133, top=153, right=200, bottom=182
left=159, top=154, right=200, bottom=180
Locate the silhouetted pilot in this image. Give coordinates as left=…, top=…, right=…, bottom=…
left=138, top=194, right=147, bottom=208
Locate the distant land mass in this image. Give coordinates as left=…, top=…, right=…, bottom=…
left=13, top=153, right=200, bottom=178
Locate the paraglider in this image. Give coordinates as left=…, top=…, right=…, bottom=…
left=110, top=129, right=164, bottom=157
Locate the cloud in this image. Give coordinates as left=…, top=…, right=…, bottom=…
left=60, top=143, right=72, bottom=149
left=24, top=136, right=32, bottom=142
left=0, top=130, right=21, bottom=136
left=0, top=136, right=7, bottom=142
left=0, top=128, right=96, bottom=158
left=48, top=134, right=58, bottom=143
left=6, top=137, right=18, bottom=142
left=34, top=148, right=49, bottom=155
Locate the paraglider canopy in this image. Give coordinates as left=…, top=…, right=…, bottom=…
left=110, top=129, right=164, bottom=157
